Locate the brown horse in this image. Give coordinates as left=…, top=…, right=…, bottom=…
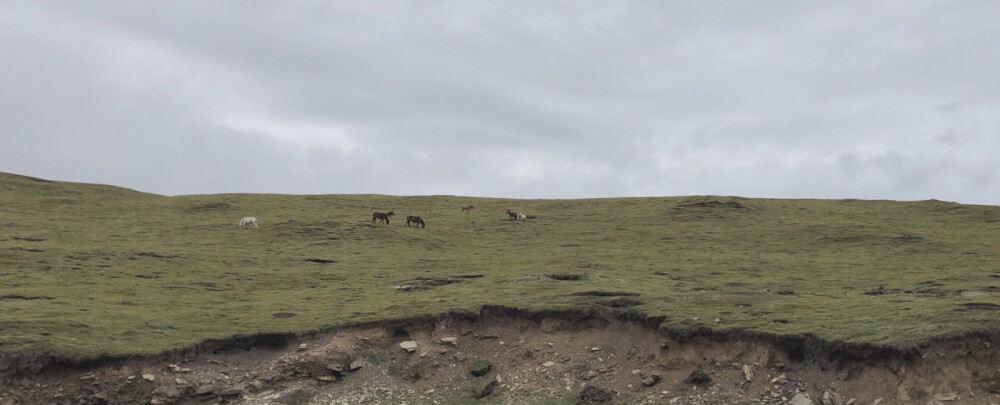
left=372, top=211, right=394, bottom=225
left=405, top=216, right=425, bottom=228
left=461, top=205, right=474, bottom=213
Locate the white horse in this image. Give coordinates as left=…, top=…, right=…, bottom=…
left=239, top=217, right=258, bottom=229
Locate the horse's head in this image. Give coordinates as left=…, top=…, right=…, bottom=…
left=388, top=211, right=395, bottom=216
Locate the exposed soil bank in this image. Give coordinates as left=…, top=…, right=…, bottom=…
left=2, top=306, right=1000, bottom=404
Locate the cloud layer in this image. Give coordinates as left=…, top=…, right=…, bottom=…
left=2, top=2, right=997, bottom=204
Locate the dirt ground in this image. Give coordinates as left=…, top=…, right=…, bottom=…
left=2, top=307, right=1000, bottom=405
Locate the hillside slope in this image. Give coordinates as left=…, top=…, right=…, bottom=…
left=1, top=171, right=999, bottom=356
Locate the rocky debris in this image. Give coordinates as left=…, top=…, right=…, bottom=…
left=142, top=374, right=156, bottom=382
left=5, top=312, right=999, bottom=405
left=578, top=385, right=615, bottom=403
left=471, top=376, right=498, bottom=399
left=790, top=393, right=815, bottom=405
left=640, top=373, right=662, bottom=387
left=470, top=360, right=492, bottom=377
left=399, top=341, right=418, bottom=352
left=683, top=369, right=711, bottom=386
left=298, top=343, right=308, bottom=351
left=821, top=390, right=846, bottom=405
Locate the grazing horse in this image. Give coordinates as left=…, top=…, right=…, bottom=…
left=372, top=211, right=394, bottom=225
left=506, top=210, right=518, bottom=220
left=518, top=213, right=527, bottom=220
left=239, top=217, right=258, bottom=229
left=461, top=205, right=474, bottom=213
left=406, top=216, right=426, bottom=228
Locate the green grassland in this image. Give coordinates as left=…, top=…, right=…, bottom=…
left=1, top=172, right=999, bottom=357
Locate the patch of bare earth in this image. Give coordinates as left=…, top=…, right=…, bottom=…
left=2, top=307, right=1000, bottom=404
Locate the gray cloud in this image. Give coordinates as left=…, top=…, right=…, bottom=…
left=1, top=1, right=997, bottom=204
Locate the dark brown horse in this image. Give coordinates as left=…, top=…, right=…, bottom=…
left=461, top=205, right=474, bottom=213
left=372, top=211, right=394, bottom=225
left=405, top=216, right=425, bottom=228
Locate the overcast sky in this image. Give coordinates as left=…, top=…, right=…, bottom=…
left=1, top=2, right=998, bottom=204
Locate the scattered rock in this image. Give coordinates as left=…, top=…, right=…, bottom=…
left=578, top=385, right=615, bottom=403
left=327, top=363, right=344, bottom=373
left=195, top=385, right=214, bottom=395
left=742, top=364, right=753, bottom=382
left=439, top=337, right=459, bottom=345
left=79, top=373, right=95, bottom=380
left=934, top=393, right=958, bottom=402
left=790, top=393, right=815, bottom=405
left=683, top=369, right=711, bottom=385
left=218, top=387, right=244, bottom=396
left=641, top=373, right=662, bottom=387
left=247, top=381, right=264, bottom=391
left=399, top=341, right=418, bottom=352
left=317, top=376, right=336, bottom=382
left=297, top=343, right=308, bottom=351
left=349, top=360, right=364, bottom=371
left=142, top=374, right=156, bottom=382
left=543, top=361, right=555, bottom=367
left=470, top=360, right=493, bottom=377
left=471, top=376, right=498, bottom=399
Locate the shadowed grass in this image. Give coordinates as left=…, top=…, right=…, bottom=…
left=1, top=172, right=999, bottom=356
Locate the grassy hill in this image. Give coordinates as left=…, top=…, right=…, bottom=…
left=1, top=172, right=998, bottom=357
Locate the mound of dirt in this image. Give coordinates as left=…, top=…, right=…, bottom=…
left=2, top=307, right=1000, bottom=404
